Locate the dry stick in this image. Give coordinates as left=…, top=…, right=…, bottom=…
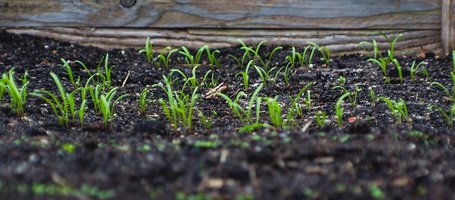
left=122, top=71, right=131, bottom=87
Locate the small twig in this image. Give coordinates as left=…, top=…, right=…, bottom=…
left=122, top=71, right=131, bottom=87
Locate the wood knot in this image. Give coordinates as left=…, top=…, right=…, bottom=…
left=120, top=0, right=136, bottom=8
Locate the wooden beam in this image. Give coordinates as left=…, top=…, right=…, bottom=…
left=442, top=0, right=453, bottom=55
left=6, top=27, right=442, bottom=56
left=0, top=0, right=442, bottom=29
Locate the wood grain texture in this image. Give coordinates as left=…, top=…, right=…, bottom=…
left=6, top=27, right=441, bottom=56
left=0, top=0, right=442, bottom=29
left=441, top=0, right=453, bottom=55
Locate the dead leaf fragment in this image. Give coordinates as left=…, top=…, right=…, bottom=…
left=204, top=82, right=228, bottom=99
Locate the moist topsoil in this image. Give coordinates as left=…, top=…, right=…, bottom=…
left=0, top=30, right=455, bottom=200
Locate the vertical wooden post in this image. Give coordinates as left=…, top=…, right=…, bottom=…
left=442, top=0, right=454, bottom=55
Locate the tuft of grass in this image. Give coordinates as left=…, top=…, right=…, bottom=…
left=410, top=61, right=428, bottom=81
left=369, top=86, right=376, bottom=106
left=154, top=76, right=199, bottom=131
left=1, top=68, right=29, bottom=116
left=307, top=41, right=331, bottom=65
left=236, top=60, right=253, bottom=91
left=428, top=103, right=455, bottom=128
left=139, top=37, right=153, bottom=63
left=392, top=59, right=404, bottom=83
left=217, top=83, right=263, bottom=128
left=430, top=72, right=455, bottom=101
left=378, top=96, right=410, bottom=125
left=332, top=76, right=361, bottom=107
left=315, top=110, right=327, bottom=128
left=238, top=40, right=267, bottom=69
left=93, top=87, right=129, bottom=127
left=286, top=82, right=313, bottom=125
left=264, top=96, right=284, bottom=129
left=335, top=93, right=350, bottom=127
left=60, top=59, right=80, bottom=86
left=31, top=72, right=87, bottom=127
left=139, top=88, right=148, bottom=115
left=156, top=47, right=178, bottom=69
left=252, top=64, right=283, bottom=87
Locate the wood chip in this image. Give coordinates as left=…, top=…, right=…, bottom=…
left=314, top=156, right=334, bottom=164
left=203, top=82, right=228, bottom=99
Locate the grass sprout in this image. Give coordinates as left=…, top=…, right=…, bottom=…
left=156, top=47, right=178, bottom=69
left=97, top=87, right=129, bottom=127
left=264, top=96, right=284, bottom=129
left=379, top=96, right=410, bottom=124
left=431, top=72, right=455, bottom=101
left=429, top=103, right=455, bottom=128
left=392, top=59, right=403, bottom=83
left=253, top=65, right=283, bottom=87
left=287, top=82, right=313, bottom=125
left=138, top=37, right=153, bottom=63
left=369, top=86, right=376, bottom=106
left=154, top=76, right=199, bottom=131
left=217, top=83, right=263, bottom=126
left=31, top=72, right=86, bottom=127
left=410, top=61, right=428, bottom=81
left=335, top=93, right=350, bottom=127
left=1, top=68, right=29, bottom=116
left=236, top=60, right=253, bottom=91
left=60, top=59, right=80, bottom=86
left=139, top=88, right=148, bottom=115
left=315, top=110, right=327, bottom=127
left=238, top=40, right=267, bottom=68
left=307, top=41, right=331, bottom=65
left=357, top=39, right=379, bottom=60
left=332, top=77, right=361, bottom=107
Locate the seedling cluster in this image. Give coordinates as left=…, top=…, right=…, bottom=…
left=1, top=36, right=455, bottom=133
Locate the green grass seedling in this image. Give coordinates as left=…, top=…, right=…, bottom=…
left=410, top=61, right=428, bottom=81
left=236, top=61, right=253, bottom=91
left=383, top=33, right=402, bottom=62
left=431, top=72, right=455, bottom=101
left=31, top=72, right=86, bottom=127
left=60, top=59, right=80, bottom=86
left=266, top=46, right=283, bottom=68
left=253, top=65, right=283, bottom=87
left=368, top=57, right=390, bottom=83
left=332, top=77, right=361, bottom=107
left=238, top=40, right=267, bottom=69
left=429, top=104, right=455, bottom=128
left=265, top=96, right=284, bottom=129
left=392, top=59, right=404, bottom=83
left=139, top=88, right=148, bottom=115
left=315, top=111, right=327, bottom=128
left=307, top=41, right=331, bottom=65
left=0, top=81, right=5, bottom=101
left=1, top=68, right=29, bottom=116
left=205, top=47, right=220, bottom=68
left=378, top=96, right=409, bottom=124
left=155, top=76, right=199, bottom=131
left=98, top=87, right=129, bottom=127
left=369, top=86, right=376, bottom=106
left=357, top=39, right=379, bottom=60
left=335, top=93, right=350, bottom=127
left=156, top=47, right=178, bottom=69
left=217, top=83, right=263, bottom=126
left=138, top=37, right=153, bottom=63
left=286, top=47, right=300, bottom=67
left=286, top=82, right=313, bottom=125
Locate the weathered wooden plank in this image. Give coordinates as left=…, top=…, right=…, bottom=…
left=442, top=0, right=453, bottom=55
left=0, top=0, right=441, bottom=29
left=6, top=28, right=442, bottom=56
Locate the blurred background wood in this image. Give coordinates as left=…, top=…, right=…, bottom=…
left=0, top=0, right=452, bottom=55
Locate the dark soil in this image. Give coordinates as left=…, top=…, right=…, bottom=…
left=1, top=30, right=455, bottom=200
